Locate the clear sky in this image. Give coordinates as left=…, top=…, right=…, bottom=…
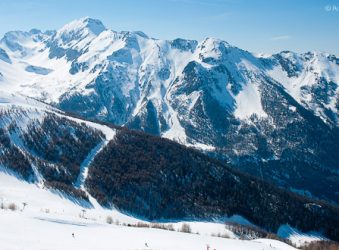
left=0, top=0, right=338, bottom=55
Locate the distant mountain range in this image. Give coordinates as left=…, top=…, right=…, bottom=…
left=0, top=17, right=338, bottom=205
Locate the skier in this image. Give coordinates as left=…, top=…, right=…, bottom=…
left=72, top=233, right=75, bottom=238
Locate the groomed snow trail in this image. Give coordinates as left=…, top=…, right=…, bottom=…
left=74, top=141, right=106, bottom=189
left=72, top=118, right=116, bottom=190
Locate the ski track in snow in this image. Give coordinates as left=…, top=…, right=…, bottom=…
left=74, top=141, right=107, bottom=189
left=64, top=113, right=117, bottom=192
left=63, top=113, right=116, bottom=191
left=74, top=131, right=114, bottom=191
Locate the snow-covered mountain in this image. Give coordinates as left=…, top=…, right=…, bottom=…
left=0, top=17, right=338, bottom=203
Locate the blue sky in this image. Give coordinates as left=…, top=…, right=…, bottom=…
left=0, top=0, right=338, bottom=55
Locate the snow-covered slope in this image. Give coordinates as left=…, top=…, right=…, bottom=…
left=0, top=91, right=115, bottom=199
left=0, top=169, right=298, bottom=250
left=277, top=224, right=325, bottom=248
left=0, top=93, right=337, bottom=246
left=262, top=51, right=339, bottom=125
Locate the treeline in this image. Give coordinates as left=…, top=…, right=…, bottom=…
left=225, top=222, right=291, bottom=245
left=302, top=241, right=339, bottom=250
left=44, top=181, right=88, bottom=201
left=85, top=128, right=339, bottom=241
left=0, top=127, right=33, bottom=179
left=0, top=108, right=34, bottom=179
left=22, top=113, right=103, bottom=185
left=0, top=110, right=103, bottom=200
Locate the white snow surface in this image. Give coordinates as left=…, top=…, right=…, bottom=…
left=277, top=224, right=326, bottom=248
left=265, top=51, right=339, bottom=124
left=234, top=82, right=267, bottom=119
left=0, top=169, right=297, bottom=250
left=0, top=91, right=115, bottom=141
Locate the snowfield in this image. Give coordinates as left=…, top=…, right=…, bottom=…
left=0, top=212, right=296, bottom=250
left=0, top=169, right=298, bottom=250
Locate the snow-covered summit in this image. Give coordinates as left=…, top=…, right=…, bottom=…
left=54, top=17, right=106, bottom=45
left=0, top=29, right=49, bottom=58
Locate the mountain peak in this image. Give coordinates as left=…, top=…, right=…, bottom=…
left=78, top=17, right=106, bottom=35
left=56, top=17, right=106, bottom=43
left=201, top=37, right=231, bottom=48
